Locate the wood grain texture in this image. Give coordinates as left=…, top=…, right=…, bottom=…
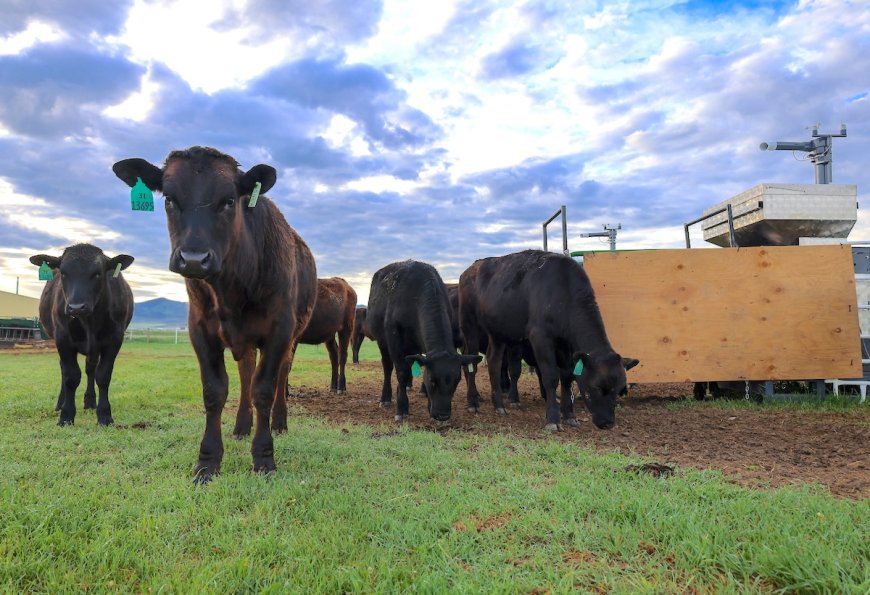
left=583, top=245, right=861, bottom=383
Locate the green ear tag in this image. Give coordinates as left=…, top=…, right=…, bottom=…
left=38, top=262, right=53, bottom=281
left=467, top=363, right=474, bottom=373
left=247, top=181, right=262, bottom=208
left=573, top=360, right=584, bottom=375
left=411, top=361, right=421, bottom=378
left=131, top=177, right=154, bottom=211
left=112, top=262, right=122, bottom=278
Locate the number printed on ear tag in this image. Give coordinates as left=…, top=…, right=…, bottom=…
left=113, top=263, right=122, bottom=278
left=131, top=177, right=154, bottom=211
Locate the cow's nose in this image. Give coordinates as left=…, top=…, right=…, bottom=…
left=175, top=250, right=214, bottom=278
left=67, top=303, right=89, bottom=317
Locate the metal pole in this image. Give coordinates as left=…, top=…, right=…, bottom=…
left=727, top=204, right=738, bottom=248
left=560, top=205, right=568, bottom=255
left=542, top=224, right=547, bottom=252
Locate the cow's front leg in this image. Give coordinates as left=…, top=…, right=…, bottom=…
left=461, top=334, right=482, bottom=413
left=57, top=344, right=80, bottom=426
left=271, top=354, right=291, bottom=435
left=325, top=337, right=340, bottom=393
left=528, top=334, right=561, bottom=431
left=394, top=363, right=412, bottom=422
left=336, top=326, right=350, bottom=393
left=232, top=348, right=256, bottom=438
left=486, top=338, right=508, bottom=415
left=191, top=328, right=229, bottom=483
left=376, top=339, right=393, bottom=407
left=94, top=341, right=122, bottom=426
left=560, top=368, right=580, bottom=428
left=83, top=354, right=98, bottom=410
left=252, top=330, right=292, bottom=474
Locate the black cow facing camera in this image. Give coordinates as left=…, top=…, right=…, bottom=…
left=366, top=260, right=481, bottom=422
left=29, top=244, right=134, bottom=426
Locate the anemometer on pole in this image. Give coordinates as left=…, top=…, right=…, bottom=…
left=760, top=123, right=847, bottom=184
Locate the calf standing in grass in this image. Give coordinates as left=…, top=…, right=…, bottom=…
left=365, top=260, right=481, bottom=422
left=29, top=244, right=134, bottom=426
left=113, top=146, right=316, bottom=482
left=294, top=277, right=357, bottom=394
left=459, top=249, right=638, bottom=431
left=351, top=306, right=371, bottom=364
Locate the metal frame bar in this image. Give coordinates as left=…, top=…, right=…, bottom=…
left=542, top=205, right=568, bottom=255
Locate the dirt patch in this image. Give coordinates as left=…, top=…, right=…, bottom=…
left=285, top=362, right=870, bottom=499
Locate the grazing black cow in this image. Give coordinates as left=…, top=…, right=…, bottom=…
left=294, top=277, right=357, bottom=393
left=365, top=260, right=481, bottom=421
left=113, top=146, right=317, bottom=482
left=351, top=306, right=371, bottom=364
left=459, top=250, right=638, bottom=431
left=29, top=244, right=134, bottom=426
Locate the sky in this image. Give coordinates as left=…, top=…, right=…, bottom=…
left=1, top=0, right=868, bottom=305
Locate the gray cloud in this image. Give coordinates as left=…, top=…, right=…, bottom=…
left=0, top=0, right=131, bottom=37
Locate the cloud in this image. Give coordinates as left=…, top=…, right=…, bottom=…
left=0, top=0, right=131, bottom=38
left=0, top=44, right=144, bottom=138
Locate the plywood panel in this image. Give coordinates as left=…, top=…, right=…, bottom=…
left=583, top=245, right=861, bottom=383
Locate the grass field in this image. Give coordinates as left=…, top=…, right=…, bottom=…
left=1, top=341, right=868, bottom=593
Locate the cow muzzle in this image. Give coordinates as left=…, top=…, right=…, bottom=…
left=66, top=302, right=91, bottom=318
left=171, top=249, right=218, bottom=279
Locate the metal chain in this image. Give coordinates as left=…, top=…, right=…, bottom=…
left=744, top=381, right=751, bottom=401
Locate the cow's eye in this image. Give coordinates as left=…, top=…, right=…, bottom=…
left=164, top=196, right=176, bottom=209
left=221, top=197, right=235, bottom=210
left=93, top=272, right=101, bottom=280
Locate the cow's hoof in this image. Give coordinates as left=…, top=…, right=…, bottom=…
left=193, top=465, right=219, bottom=485
left=395, top=414, right=409, bottom=422
left=509, top=401, right=521, bottom=409
left=564, top=418, right=580, bottom=428
left=57, top=417, right=74, bottom=427
left=272, top=424, right=288, bottom=435
left=495, top=407, right=507, bottom=416
left=232, top=428, right=251, bottom=439
left=97, top=416, right=114, bottom=427
left=467, top=405, right=479, bottom=413
left=83, top=399, right=96, bottom=410
left=544, top=423, right=563, bottom=432
left=252, top=458, right=277, bottom=475
left=380, top=400, right=392, bottom=409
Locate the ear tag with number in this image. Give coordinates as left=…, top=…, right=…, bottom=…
left=411, top=361, right=421, bottom=377
left=112, top=263, right=122, bottom=278
left=247, top=181, right=262, bottom=208
left=38, top=262, right=53, bottom=281
left=131, top=177, right=154, bottom=211
left=467, top=363, right=474, bottom=373
left=573, top=360, right=584, bottom=375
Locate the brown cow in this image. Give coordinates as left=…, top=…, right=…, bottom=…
left=296, top=277, right=356, bottom=393
left=351, top=306, right=371, bottom=364
left=113, top=146, right=316, bottom=482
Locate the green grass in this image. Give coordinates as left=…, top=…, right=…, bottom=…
left=1, top=342, right=868, bottom=593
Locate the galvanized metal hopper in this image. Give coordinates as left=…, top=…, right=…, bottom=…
left=701, top=183, right=857, bottom=247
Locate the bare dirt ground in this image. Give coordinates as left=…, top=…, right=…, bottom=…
left=289, top=362, right=870, bottom=500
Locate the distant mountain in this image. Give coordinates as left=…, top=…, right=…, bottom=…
left=131, top=298, right=188, bottom=329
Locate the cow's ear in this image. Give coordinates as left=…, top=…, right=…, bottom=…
left=622, top=357, right=640, bottom=371
left=106, top=254, right=134, bottom=272
left=240, top=164, right=277, bottom=196
left=112, top=158, right=163, bottom=191
left=459, top=354, right=483, bottom=366
left=30, top=254, right=59, bottom=269
left=405, top=353, right=429, bottom=366
left=574, top=351, right=591, bottom=368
